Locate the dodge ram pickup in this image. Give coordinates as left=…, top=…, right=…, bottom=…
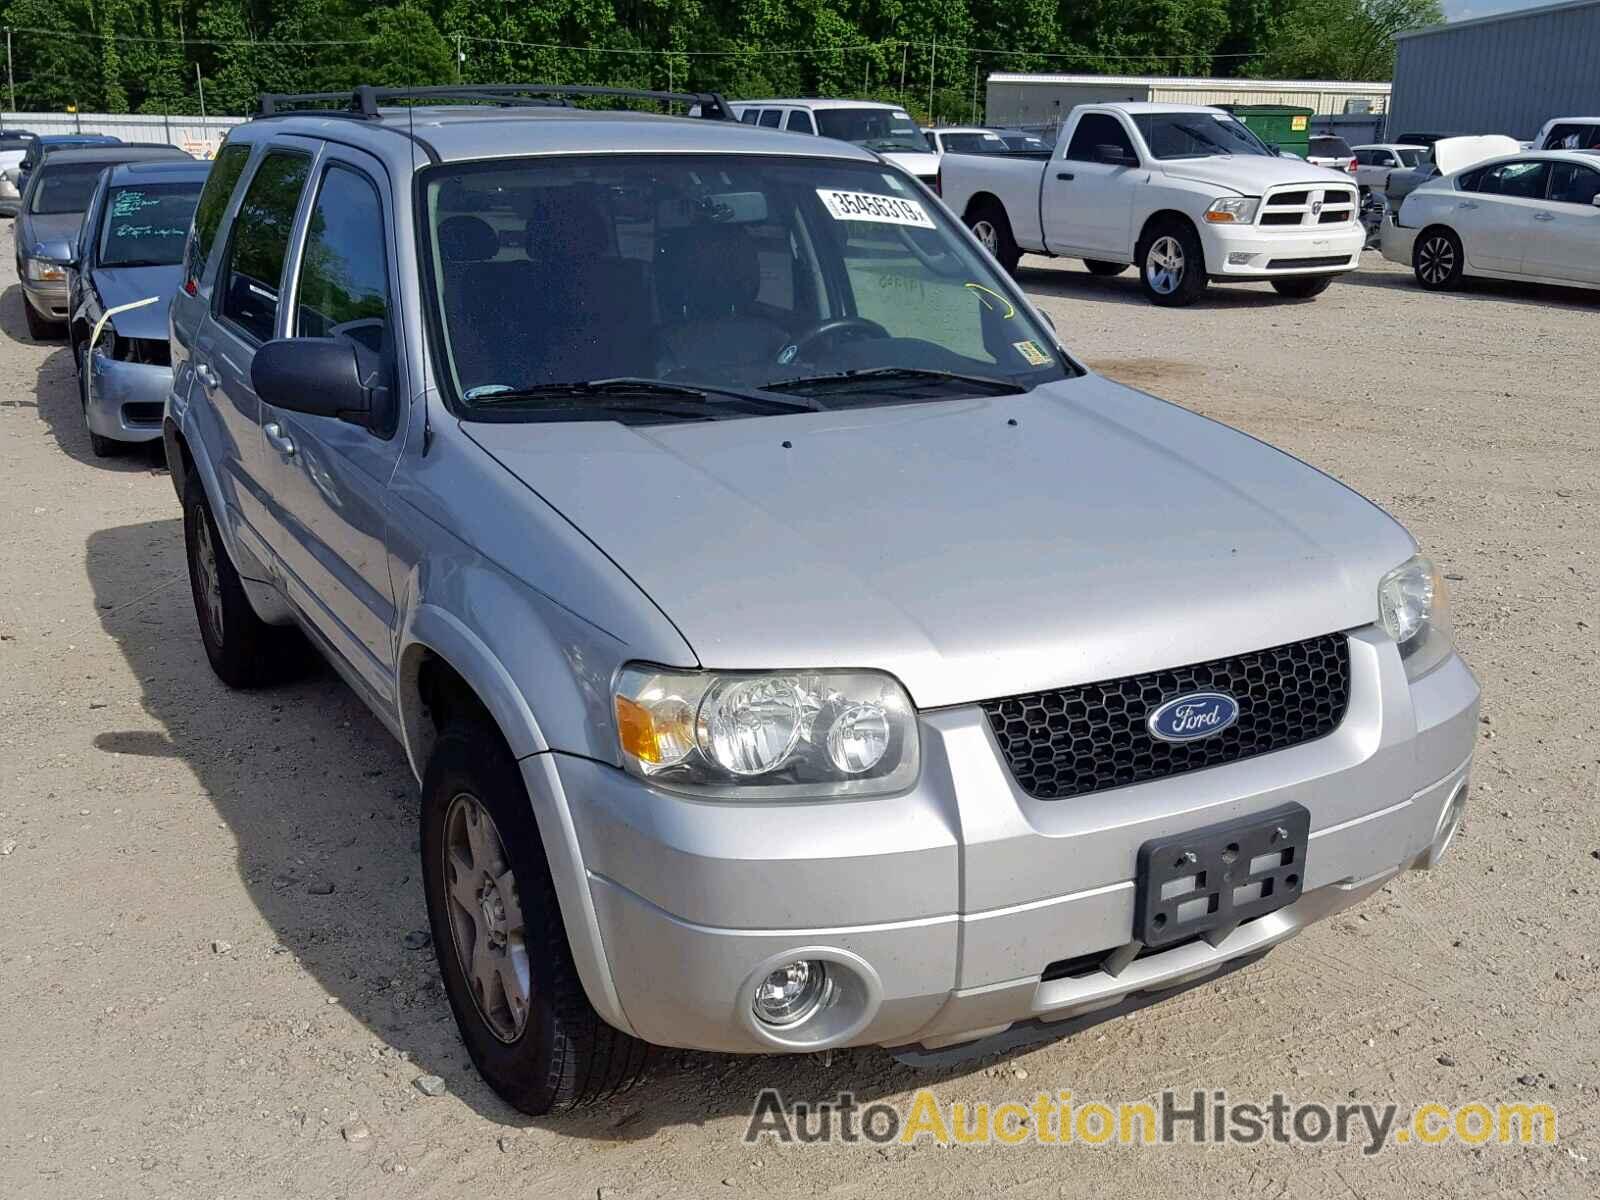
left=940, top=102, right=1366, bottom=305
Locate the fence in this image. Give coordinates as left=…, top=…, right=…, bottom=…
left=0, top=111, right=245, bottom=159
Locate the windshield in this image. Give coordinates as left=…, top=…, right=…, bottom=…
left=941, top=132, right=1008, bottom=154
left=30, top=162, right=108, bottom=215
left=99, top=181, right=202, bottom=267
left=815, top=108, right=928, bottom=155
left=1310, top=137, right=1353, bottom=157
left=424, top=154, right=1069, bottom=421
left=1395, top=149, right=1423, bottom=167
left=1132, top=113, right=1272, bottom=160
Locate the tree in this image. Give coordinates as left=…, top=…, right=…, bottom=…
left=1255, top=0, right=1442, bottom=80
left=363, top=3, right=453, bottom=87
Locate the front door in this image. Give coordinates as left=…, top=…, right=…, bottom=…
left=1042, top=113, right=1138, bottom=258
left=256, top=147, right=405, bottom=705
left=1523, top=160, right=1600, bottom=285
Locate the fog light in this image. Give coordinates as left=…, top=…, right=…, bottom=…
left=1227, top=251, right=1255, bottom=266
left=752, top=959, right=832, bottom=1027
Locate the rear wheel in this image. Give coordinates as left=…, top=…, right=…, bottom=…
left=1136, top=218, right=1208, bottom=307
left=967, top=201, right=1021, bottom=274
left=421, top=720, right=654, bottom=1115
left=1083, top=259, right=1128, bottom=277
left=1270, top=275, right=1334, bottom=300
left=1413, top=227, right=1464, bottom=290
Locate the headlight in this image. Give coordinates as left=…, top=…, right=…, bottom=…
left=1204, top=196, right=1260, bottom=224
left=614, top=666, right=919, bottom=798
left=1378, top=555, right=1455, bottom=680
left=25, top=256, right=66, bottom=283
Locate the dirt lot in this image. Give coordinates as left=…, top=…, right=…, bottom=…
left=2, top=233, right=1598, bottom=1200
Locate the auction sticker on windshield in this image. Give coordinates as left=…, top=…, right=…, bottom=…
left=816, top=189, right=935, bottom=229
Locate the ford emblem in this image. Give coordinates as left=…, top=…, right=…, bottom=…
left=1147, top=691, right=1240, bottom=743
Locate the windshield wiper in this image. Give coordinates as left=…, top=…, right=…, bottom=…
left=464, top=377, right=822, bottom=414
left=762, top=366, right=1027, bottom=397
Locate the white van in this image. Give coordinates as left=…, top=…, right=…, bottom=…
left=728, top=98, right=942, bottom=184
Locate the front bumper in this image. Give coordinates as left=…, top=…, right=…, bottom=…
left=1201, top=220, right=1365, bottom=279
left=21, top=276, right=68, bottom=321
left=85, top=350, right=170, bottom=443
left=549, top=628, right=1479, bottom=1054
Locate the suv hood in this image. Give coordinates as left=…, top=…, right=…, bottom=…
left=879, top=149, right=941, bottom=178
left=1157, top=155, right=1355, bottom=194
left=465, top=378, right=1412, bottom=708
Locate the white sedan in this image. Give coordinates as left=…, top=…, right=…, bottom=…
left=1381, top=149, right=1600, bottom=291
left=1353, top=144, right=1427, bottom=195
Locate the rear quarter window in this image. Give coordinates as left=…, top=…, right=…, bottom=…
left=183, top=143, right=251, bottom=294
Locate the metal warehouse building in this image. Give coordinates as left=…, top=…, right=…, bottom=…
left=1390, top=0, right=1600, bottom=140
left=984, top=74, right=1392, bottom=130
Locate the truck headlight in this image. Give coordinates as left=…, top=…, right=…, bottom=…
left=614, top=666, right=919, bottom=797
left=1378, top=555, right=1454, bottom=680
left=25, top=256, right=66, bottom=283
left=1204, top=196, right=1260, bottom=224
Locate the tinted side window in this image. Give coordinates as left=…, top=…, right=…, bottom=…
left=785, top=109, right=815, bottom=134
left=759, top=109, right=782, bottom=128
left=1550, top=162, right=1600, bottom=206
left=218, top=150, right=311, bottom=343
left=184, top=143, right=250, bottom=294
left=295, top=165, right=391, bottom=362
left=739, top=110, right=760, bottom=125
left=1479, top=160, right=1550, bottom=199
left=1542, top=123, right=1600, bottom=150
left=1066, top=114, right=1135, bottom=162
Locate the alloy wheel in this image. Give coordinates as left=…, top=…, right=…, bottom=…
left=972, top=219, right=998, bottom=254
left=443, top=792, right=531, bottom=1043
left=192, top=514, right=226, bottom=646
left=1146, top=235, right=1185, bottom=295
left=1418, top=235, right=1456, bottom=285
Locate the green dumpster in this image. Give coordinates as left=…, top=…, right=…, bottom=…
left=1220, top=104, right=1314, bottom=158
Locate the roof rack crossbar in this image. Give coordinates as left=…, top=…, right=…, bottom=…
left=257, top=84, right=735, bottom=122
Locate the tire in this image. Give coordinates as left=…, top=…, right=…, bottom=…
left=1083, top=259, right=1128, bottom=277
left=78, top=346, right=122, bottom=458
left=967, top=200, right=1022, bottom=275
left=421, top=720, right=654, bottom=1115
left=1270, top=275, right=1334, bottom=300
left=182, top=472, right=289, bottom=688
left=24, top=297, right=62, bottom=340
left=1136, top=218, right=1208, bottom=307
left=1413, top=226, right=1464, bottom=291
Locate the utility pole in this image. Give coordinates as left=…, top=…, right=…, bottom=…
left=971, top=61, right=979, bottom=125
left=899, top=42, right=908, bottom=105
left=6, top=28, right=14, bottom=116
left=195, top=63, right=206, bottom=121
left=927, top=36, right=936, bottom=124
left=455, top=34, right=463, bottom=84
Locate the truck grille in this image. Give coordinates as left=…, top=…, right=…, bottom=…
left=1258, top=186, right=1357, bottom=227
left=980, top=634, right=1351, bottom=801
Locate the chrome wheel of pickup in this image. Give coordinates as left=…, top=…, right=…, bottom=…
left=1146, top=235, right=1185, bottom=294
left=971, top=218, right=999, bottom=254
left=443, top=791, right=531, bottom=1043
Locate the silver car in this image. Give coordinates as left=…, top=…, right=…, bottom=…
left=165, top=85, right=1479, bottom=1116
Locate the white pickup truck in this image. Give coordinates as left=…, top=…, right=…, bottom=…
left=939, top=102, right=1366, bottom=305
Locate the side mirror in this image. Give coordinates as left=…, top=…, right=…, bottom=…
left=38, top=238, right=76, bottom=268
left=1094, top=144, right=1135, bottom=167
left=251, top=337, right=372, bottom=426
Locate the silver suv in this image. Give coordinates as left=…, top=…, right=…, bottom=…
left=165, top=85, right=1479, bottom=1115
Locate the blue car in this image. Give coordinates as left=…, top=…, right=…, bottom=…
left=67, top=158, right=210, bottom=456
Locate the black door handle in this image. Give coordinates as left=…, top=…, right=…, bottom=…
left=1056, top=172, right=1075, bottom=181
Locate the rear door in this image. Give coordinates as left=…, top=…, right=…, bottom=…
left=1523, top=159, right=1600, bottom=284
left=256, top=145, right=404, bottom=704
left=1454, top=159, right=1550, bottom=273
left=188, top=143, right=313, bottom=570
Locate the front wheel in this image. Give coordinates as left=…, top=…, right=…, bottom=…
left=78, top=346, right=122, bottom=458
left=1136, top=220, right=1208, bottom=307
left=1083, top=259, right=1128, bottom=277
left=967, top=201, right=1021, bottom=275
left=1270, top=275, right=1334, bottom=300
left=1413, top=227, right=1464, bottom=290
left=421, top=720, right=654, bottom=1115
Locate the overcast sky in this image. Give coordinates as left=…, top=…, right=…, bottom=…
left=1442, top=0, right=1561, bottom=20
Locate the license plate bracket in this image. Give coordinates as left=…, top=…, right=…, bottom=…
left=1134, top=803, right=1310, bottom=950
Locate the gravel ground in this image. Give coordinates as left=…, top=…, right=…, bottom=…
left=2, top=233, right=1598, bottom=1199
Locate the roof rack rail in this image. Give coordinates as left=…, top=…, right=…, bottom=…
left=256, top=84, right=736, bottom=122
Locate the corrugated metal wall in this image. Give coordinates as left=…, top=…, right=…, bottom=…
left=985, top=81, right=1388, bottom=131
left=1391, top=0, right=1600, bottom=139
left=0, top=111, right=245, bottom=158
left=1149, top=87, right=1384, bottom=113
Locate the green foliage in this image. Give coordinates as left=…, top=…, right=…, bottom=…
left=0, top=0, right=1431, bottom=116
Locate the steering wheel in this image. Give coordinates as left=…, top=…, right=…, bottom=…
left=780, top=316, right=890, bottom=363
